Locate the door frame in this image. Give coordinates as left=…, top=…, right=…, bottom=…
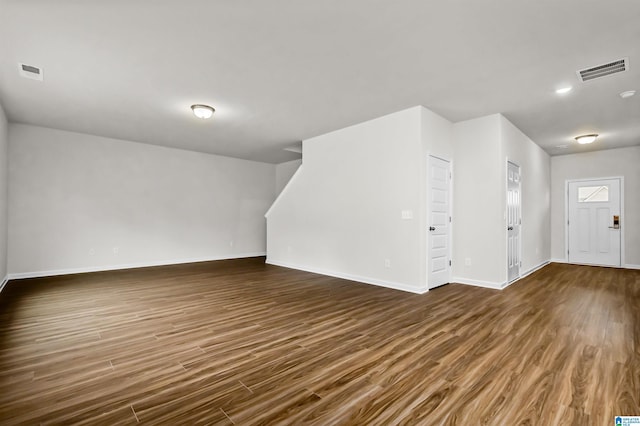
left=564, top=176, right=625, bottom=265
left=426, top=154, right=453, bottom=289
left=505, top=160, right=522, bottom=283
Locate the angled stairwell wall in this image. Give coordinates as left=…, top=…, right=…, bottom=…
left=266, top=106, right=452, bottom=293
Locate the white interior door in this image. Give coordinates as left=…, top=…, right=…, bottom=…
left=568, top=178, right=621, bottom=266
left=507, top=162, right=521, bottom=282
left=428, top=156, right=451, bottom=289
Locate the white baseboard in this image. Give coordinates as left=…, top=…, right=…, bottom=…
left=266, top=258, right=427, bottom=294
left=550, top=259, right=639, bottom=270
left=452, top=261, right=551, bottom=291
left=451, top=276, right=507, bottom=290
left=7, top=252, right=267, bottom=281
left=0, top=275, right=8, bottom=294
left=520, top=260, right=550, bottom=278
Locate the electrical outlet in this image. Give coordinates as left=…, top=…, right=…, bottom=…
left=384, top=259, right=391, bottom=268
left=229, top=240, right=234, bottom=247
left=113, top=247, right=119, bottom=255
left=465, top=257, right=471, bottom=266
left=89, top=248, right=95, bottom=256
left=401, top=210, right=413, bottom=220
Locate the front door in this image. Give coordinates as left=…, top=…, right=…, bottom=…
left=428, top=156, right=451, bottom=289
left=568, top=178, right=621, bottom=266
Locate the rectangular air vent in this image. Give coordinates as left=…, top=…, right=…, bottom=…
left=18, top=63, right=44, bottom=81
left=577, top=58, right=628, bottom=82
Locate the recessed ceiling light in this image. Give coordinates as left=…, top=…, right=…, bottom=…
left=191, top=104, right=215, bottom=119
left=555, top=144, right=569, bottom=149
left=620, top=90, right=636, bottom=99
left=556, top=86, right=572, bottom=94
left=575, top=134, right=598, bottom=145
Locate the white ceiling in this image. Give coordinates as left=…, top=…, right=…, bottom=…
left=0, top=1, right=638, bottom=163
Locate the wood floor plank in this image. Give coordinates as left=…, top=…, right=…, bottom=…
left=0, top=258, right=638, bottom=424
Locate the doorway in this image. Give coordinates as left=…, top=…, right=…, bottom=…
left=507, top=161, right=521, bottom=282
left=567, top=178, right=621, bottom=267
left=427, top=155, right=451, bottom=289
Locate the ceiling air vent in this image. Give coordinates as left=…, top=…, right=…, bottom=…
left=576, top=58, right=628, bottom=82
left=18, top=63, right=44, bottom=81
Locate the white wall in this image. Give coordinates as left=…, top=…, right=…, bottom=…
left=0, top=102, right=8, bottom=285
left=267, top=107, right=429, bottom=292
left=421, top=108, right=454, bottom=160
left=550, top=146, right=640, bottom=267
left=267, top=107, right=552, bottom=293
left=452, top=115, right=504, bottom=286
left=8, top=124, right=275, bottom=277
left=500, top=115, right=551, bottom=274
left=451, top=114, right=551, bottom=288
left=275, top=159, right=302, bottom=196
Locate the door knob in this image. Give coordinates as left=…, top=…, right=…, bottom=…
left=429, top=226, right=435, bottom=231
left=507, top=226, right=513, bottom=231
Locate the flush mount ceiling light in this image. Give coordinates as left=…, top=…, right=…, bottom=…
left=555, top=86, right=572, bottom=94
left=575, top=134, right=598, bottom=144
left=191, top=104, right=215, bottom=119
left=620, top=90, right=636, bottom=99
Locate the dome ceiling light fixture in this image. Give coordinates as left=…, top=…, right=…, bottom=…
left=575, top=134, right=598, bottom=145
left=191, top=104, right=215, bottom=119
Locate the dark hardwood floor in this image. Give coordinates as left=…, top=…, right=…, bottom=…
left=0, top=258, right=638, bottom=425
